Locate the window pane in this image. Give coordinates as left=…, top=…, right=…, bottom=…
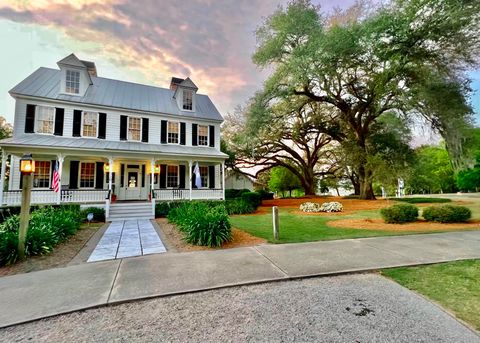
left=199, top=166, right=208, bottom=188
left=33, top=161, right=51, bottom=188
left=198, top=125, right=208, bottom=146
left=66, top=70, right=80, bottom=94
left=36, top=106, right=55, bottom=134
left=82, top=112, right=97, bottom=137
left=167, top=122, right=179, bottom=144
left=167, top=165, right=178, bottom=188
left=80, top=162, right=95, bottom=188
left=183, top=90, right=193, bottom=110
left=128, top=117, right=141, bottom=141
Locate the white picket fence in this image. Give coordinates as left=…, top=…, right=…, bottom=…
left=154, top=189, right=223, bottom=201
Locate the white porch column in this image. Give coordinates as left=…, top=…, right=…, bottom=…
left=150, top=158, right=155, bottom=191
left=0, top=150, right=7, bottom=206
left=56, top=154, right=64, bottom=205
left=108, top=158, right=114, bottom=193
left=188, top=160, right=193, bottom=201
left=221, top=161, right=225, bottom=200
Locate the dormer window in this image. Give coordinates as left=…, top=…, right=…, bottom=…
left=66, top=70, right=80, bottom=94
left=183, top=90, right=193, bottom=110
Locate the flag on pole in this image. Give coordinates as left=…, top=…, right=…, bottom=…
left=194, top=162, right=202, bottom=188
left=52, top=160, right=60, bottom=193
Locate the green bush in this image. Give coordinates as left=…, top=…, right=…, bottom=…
left=241, top=192, right=262, bottom=208
left=225, top=189, right=251, bottom=199
left=81, top=207, right=105, bottom=222
left=257, top=189, right=274, bottom=200
left=225, top=198, right=256, bottom=215
left=0, top=205, right=83, bottom=266
left=380, top=204, right=419, bottom=224
left=392, top=197, right=451, bottom=204
left=423, top=205, right=472, bottom=223
left=155, top=201, right=187, bottom=217
left=168, top=201, right=232, bottom=247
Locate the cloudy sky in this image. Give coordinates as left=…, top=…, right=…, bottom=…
left=0, top=0, right=478, bottom=126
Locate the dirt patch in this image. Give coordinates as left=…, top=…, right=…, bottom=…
left=0, top=223, right=104, bottom=277
left=156, top=218, right=266, bottom=252
left=328, top=217, right=480, bottom=232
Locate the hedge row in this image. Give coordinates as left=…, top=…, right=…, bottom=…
left=381, top=204, right=471, bottom=224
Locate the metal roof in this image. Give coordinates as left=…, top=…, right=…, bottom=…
left=0, top=135, right=228, bottom=159
left=10, top=68, right=224, bottom=122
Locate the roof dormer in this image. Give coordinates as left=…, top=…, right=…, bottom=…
left=57, top=53, right=95, bottom=97
left=172, top=77, right=198, bottom=112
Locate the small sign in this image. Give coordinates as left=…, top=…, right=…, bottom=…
left=87, top=213, right=94, bottom=222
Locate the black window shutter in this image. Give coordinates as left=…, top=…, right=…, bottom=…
left=191, top=166, right=196, bottom=189
left=142, top=118, right=149, bottom=142
left=209, top=165, right=215, bottom=189
left=25, top=104, right=36, bottom=133
left=180, top=122, right=186, bottom=145
left=141, top=164, right=146, bottom=187
left=120, top=115, right=128, bottom=140
left=98, top=112, right=107, bottom=139
left=160, top=120, right=167, bottom=144
left=95, top=162, right=104, bottom=189
left=179, top=165, right=186, bottom=188
left=50, top=160, right=56, bottom=188
left=160, top=164, right=167, bottom=189
left=54, top=108, right=64, bottom=136
left=69, top=161, right=79, bottom=189
left=72, top=110, right=82, bottom=137
left=120, top=164, right=125, bottom=187
left=192, top=124, right=198, bottom=146
left=209, top=125, right=215, bottom=147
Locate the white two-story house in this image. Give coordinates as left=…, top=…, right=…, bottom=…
left=0, top=53, right=227, bottom=220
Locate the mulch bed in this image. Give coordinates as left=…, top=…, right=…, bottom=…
left=0, top=223, right=103, bottom=277
left=156, top=218, right=266, bottom=252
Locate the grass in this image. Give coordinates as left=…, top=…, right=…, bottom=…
left=382, top=260, right=480, bottom=330
left=230, top=209, right=428, bottom=244
left=391, top=197, right=452, bottom=204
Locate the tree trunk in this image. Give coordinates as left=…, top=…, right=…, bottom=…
left=358, top=166, right=376, bottom=200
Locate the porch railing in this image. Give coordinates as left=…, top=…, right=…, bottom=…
left=2, top=189, right=109, bottom=206
left=153, top=189, right=224, bottom=201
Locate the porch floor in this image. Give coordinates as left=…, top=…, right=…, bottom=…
left=87, top=219, right=166, bottom=262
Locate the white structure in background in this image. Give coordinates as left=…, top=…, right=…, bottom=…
left=225, top=170, right=255, bottom=191
left=397, top=178, right=405, bottom=198
left=381, top=186, right=387, bottom=198
left=0, top=53, right=228, bottom=220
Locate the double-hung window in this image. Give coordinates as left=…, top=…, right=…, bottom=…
left=82, top=111, right=98, bottom=137
left=199, top=166, right=208, bottom=188
left=167, top=122, right=179, bottom=144
left=35, top=106, right=55, bottom=134
left=167, top=165, right=179, bottom=188
left=33, top=161, right=51, bottom=188
left=128, top=117, right=141, bottom=141
left=198, top=125, right=209, bottom=146
left=66, top=70, right=80, bottom=94
left=80, top=162, right=95, bottom=188
left=183, top=90, right=193, bottom=110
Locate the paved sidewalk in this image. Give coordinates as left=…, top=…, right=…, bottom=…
left=0, top=230, right=479, bottom=328
left=88, top=220, right=166, bottom=262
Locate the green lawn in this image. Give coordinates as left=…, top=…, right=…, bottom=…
left=230, top=209, right=430, bottom=244
left=382, top=260, right=480, bottom=330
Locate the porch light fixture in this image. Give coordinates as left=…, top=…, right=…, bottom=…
left=154, top=165, right=160, bottom=173
left=104, top=164, right=110, bottom=173
left=20, top=153, right=35, bottom=175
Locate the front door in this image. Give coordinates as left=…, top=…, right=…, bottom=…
left=125, top=167, right=141, bottom=200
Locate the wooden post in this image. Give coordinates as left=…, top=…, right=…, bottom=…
left=272, top=206, right=279, bottom=241
left=18, top=173, right=32, bottom=261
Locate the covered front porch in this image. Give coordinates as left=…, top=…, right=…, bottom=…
left=0, top=147, right=226, bottom=218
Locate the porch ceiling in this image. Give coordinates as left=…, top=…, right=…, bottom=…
left=0, top=135, right=227, bottom=162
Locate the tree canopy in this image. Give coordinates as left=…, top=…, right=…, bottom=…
left=229, top=0, right=479, bottom=199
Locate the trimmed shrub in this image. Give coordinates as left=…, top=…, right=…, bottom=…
left=225, top=198, right=256, bottom=215
left=257, top=189, right=274, bottom=200
left=225, top=189, right=251, bottom=199
left=423, top=205, right=472, bottom=223
left=0, top=205, right=83, bottom=266
left=392, top=197, right=451, bottom=204
left=167, top=201, right=232, bottom=247
left=380, top=204, right=419, bottom=224
left=241, top=192, right=262, bottom=208
left=155, top=201, right=187, bottom=217
left=81, top=207, right=105, bottom=222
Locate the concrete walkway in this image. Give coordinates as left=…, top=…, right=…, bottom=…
left=88, top=220, right=166, bottom=262
left=0, top=230, right=479, bottom=328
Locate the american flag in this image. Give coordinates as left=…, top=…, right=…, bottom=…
left=52, top=160, right=60, bottom=193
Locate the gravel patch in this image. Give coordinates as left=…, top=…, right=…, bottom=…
left=1, top=273, right=478, bottom=343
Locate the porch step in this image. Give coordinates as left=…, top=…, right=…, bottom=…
left=107, top=202, right=153, bottom=221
